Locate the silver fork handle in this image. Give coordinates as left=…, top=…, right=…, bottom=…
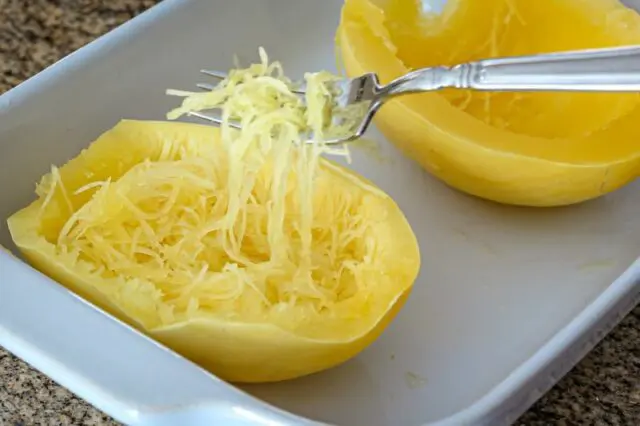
left=382, top=45, right=640, bottom=96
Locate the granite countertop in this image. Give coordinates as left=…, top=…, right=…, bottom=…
left=0, top=1, right=639, bottom=425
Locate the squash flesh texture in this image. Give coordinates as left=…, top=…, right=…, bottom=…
left=8, top=120, right=420, bottom=382
left=18, top=120, right=416, bottom=341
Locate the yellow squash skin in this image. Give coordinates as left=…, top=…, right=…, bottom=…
left=7, top=120, right=420, bottom=383
left=338, top=0, right=640, bottom=206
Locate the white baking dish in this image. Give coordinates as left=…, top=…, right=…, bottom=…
left=1, top=0, right=640, bottom=425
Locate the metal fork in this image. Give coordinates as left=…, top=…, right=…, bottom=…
left=191, top=44, right=640, bottom=145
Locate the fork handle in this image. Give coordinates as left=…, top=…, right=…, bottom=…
left=384, top=45, right=640, bottom=95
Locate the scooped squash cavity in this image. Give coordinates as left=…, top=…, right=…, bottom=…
left=7, top=120, right=419, bottom=383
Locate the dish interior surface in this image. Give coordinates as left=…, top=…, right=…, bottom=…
left=1, top=0, right=640, bottom=425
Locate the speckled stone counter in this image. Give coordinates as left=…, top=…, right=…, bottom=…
left=0, top=1, right=639, bottom=425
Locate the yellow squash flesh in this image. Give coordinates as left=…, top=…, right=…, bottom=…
left=7, top=120, right=420, bottom=383
left=338, top=0, right=640, bottom=206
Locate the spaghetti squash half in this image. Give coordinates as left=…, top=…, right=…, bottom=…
left=8, top=119, right=418, bottom=383
left=338, top=0, right=640, bottom=206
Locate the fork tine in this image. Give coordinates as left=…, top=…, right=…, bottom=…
left=200, top=69, right=228, bottom=80
left=196, top=83, right=216, bottom=91
left=289, top=86, right=307, bottom=95
left=198, top=70, right=227, bottom=91
left=188, top=111, right=242, bottom=130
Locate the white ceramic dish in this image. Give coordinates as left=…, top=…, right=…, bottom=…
left=2, top=0, right=640, bottom=425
